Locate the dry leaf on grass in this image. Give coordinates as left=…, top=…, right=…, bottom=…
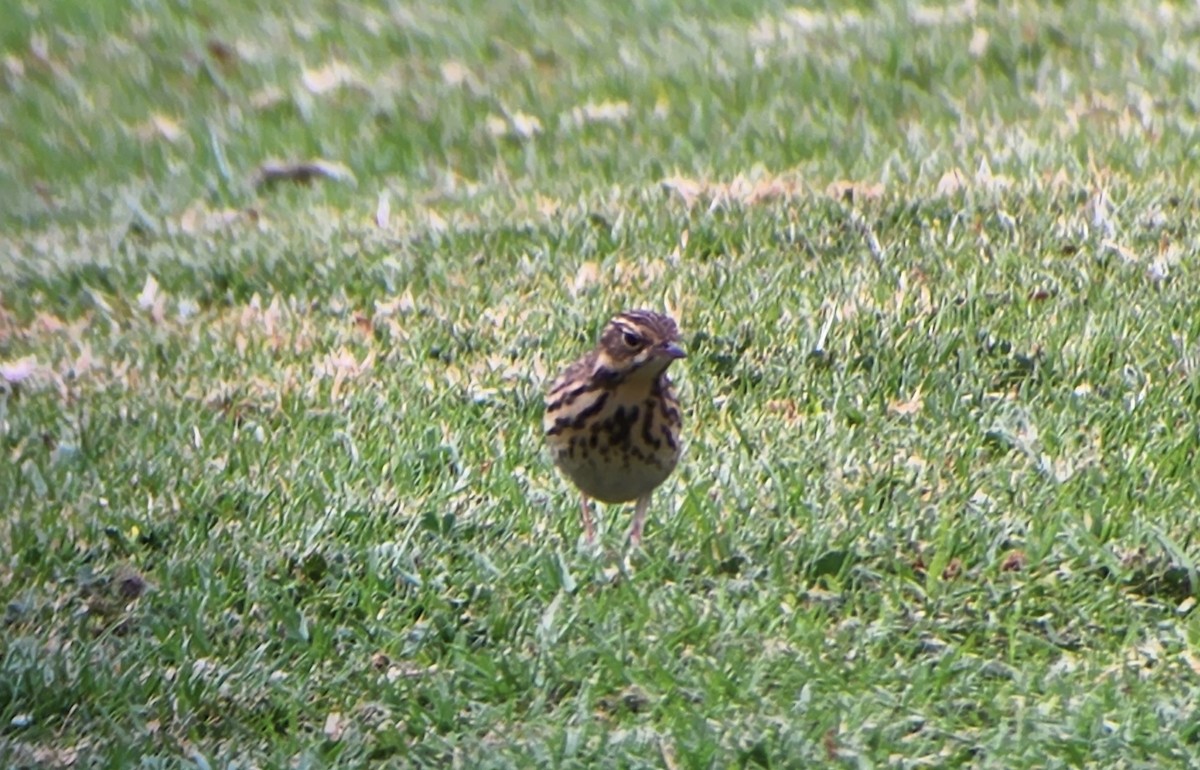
left=3, top=53, right=24, bottom=82
left=323, top=711, right=344, bottom=742
left=314, top=349, right=375, bottom=402
left=935, top=168, right=967, bottom=196
left=722, top=173, right=800, bottom=206
left=1, top=356, right=41, bottom=385
left=660, top=171, right=803, bottom=209
left=178, top=201, right=251, bottom=235
left=974, top=158, right=1013, bottom=191
left=252, top=159, right=356, bottom=189
left=1000, top=550, right=1028, bottom=572
left=415, top=208, right=445, bottom=235
left=535, top=194, right=561, bottom=218
left=1090, top=187, right=1116, bottom=238
left=137, top=276, right=167, bottom=324
left=375, top=290, right=416, bottom=319
left=440, top=60, right=473, bottom=87
left=486, top=111, right=542, bottom=140
left=1042, top=168, right=1071, bottom=190
left=766, top=399, right=803, bottom=425
left=385, top=662, right=438, bottom=682
left=564, top=100, right=631, bottom=128
left=375, top=190, right=391, bottom=229
left=571, top=262, right=600, bottom=297
left=1101, top=239, right=1138, bottom=264
left=136, top=113, right=184, bottom=143
left=660, top=176, right=703, bottom=207
left=250, top=85, right=287, bottom=110
left=887, top=389, right=924, bottom=416
left=30, top=312, right=66, bottom=335
left=826, top=180, right=884, bottom=202
left=911, top=3, right=973, bottom=26
left=206, top=38, right=237, bottom=66
left=968, top=27, right=990, bottom=57
left=302, top=60, right=361, bottom=94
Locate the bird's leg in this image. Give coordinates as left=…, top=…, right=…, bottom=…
left=629, top=494, right=650, bottom=546
left=580, top=494, right=595, bottom=543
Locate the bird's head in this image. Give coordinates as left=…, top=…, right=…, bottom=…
left=591, top=309, right=685, bottom=385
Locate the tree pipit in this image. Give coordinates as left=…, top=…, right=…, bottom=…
left=544, top=310, right=685, bottom=546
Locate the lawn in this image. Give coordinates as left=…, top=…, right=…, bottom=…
left=4, top=0, right=1200, bottom=766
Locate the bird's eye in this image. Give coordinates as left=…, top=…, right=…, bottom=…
left=622, top=331, right=644, bottom=348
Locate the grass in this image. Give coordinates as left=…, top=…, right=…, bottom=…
left=4, top=0, right=1200, bottom=766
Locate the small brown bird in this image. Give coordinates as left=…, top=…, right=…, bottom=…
left=544, top=310, right=685, bottom=545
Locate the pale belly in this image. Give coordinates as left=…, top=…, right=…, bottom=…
left=546, top=387, right=682, bottom=503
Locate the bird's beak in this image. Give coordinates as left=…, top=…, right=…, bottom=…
left=658, top=341, right=686, bottom=360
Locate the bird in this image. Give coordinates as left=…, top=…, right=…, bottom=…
left=543, top=309, right=686, bottom=546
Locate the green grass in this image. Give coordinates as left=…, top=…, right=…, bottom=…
left=4, top=0, right=1200, bottom=766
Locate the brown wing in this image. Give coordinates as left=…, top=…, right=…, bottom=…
left=543, top=350, right=601, bottom=432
